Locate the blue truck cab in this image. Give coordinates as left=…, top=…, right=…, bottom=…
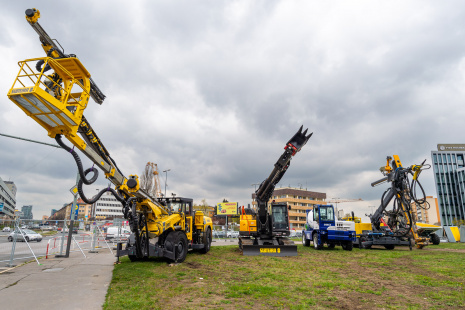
left=301, top=204, right=356, bottom=251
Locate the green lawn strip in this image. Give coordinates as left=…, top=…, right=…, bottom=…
left=105, top=244, right=465, bottom=309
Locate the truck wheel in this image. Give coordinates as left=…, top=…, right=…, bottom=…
left=342, top=241, right=353, bottom=251
left=200, top=227, right=212, bottom=254
left=302, top=233, right=310, bottom=247
left=167, top=231, right=188, bottom=263
left=313, top=233, right=322, bottom=250
left=430, top=233, right=440, bottom=245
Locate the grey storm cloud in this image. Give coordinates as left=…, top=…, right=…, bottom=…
left=1, top=1, right=465, bottom=219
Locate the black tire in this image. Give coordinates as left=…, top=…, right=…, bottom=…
left=128, top=254, right=139, bottom=262
left=384, top=245, right=395, bottom=250
left=165, top=231, right=188, bottom=263
left=327, top=243, right=336, bottom=249
left=313, top=233, right=322, bottom=250
left=342, top=241, right=353, bottom=251
left=302, top=233, right=310, bottom=247
left=25, top=237, right=29, bottom=242
left=200, top=227, right=212, bottom=254
left=430, top=233, right=440, bottom=245
left=37, top=239, right=42, bottom=243
left=359, top=237, right=371, bottom=249
left=8, top=236, right=13, bottom=242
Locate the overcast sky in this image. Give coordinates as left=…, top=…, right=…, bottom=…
left=1, top=1, right=464, bottom=220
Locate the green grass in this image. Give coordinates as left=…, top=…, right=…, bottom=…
left=104, top=243, right=465, bottom=309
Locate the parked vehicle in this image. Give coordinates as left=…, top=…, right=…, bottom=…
left=106, top=227, right=131, bottom=240
left=290, top=230, right=302, bottom=238
left=2, top=227, right=11, bottom=232
left=226, top=231, right=239, bottom=238
left=62, top=227, right=78, bottom=234
left=8, top=229, right=42, bottom=242
left=213, top=230, right=226, bottom=238
left=302, top=204, right=355, bottom=251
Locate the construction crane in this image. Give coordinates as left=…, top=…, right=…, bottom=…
left=7, top=8, right=213, bottom=263
left=326, top=198, right=363, bottom=219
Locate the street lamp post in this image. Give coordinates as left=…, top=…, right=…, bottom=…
left=163, top=169, right=171, bottom=197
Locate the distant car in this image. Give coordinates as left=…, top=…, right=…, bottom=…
left=213, top=230, right=226, bottom=238
left=41, top=226, right=53, bottom=231
left=2, top=227, right=11, bottom=232
left=290, top=230, right=302, bottom=238
left=226, top=231, right=239, bottom=238
left=105, top=227, right=131, bottom=240
left=62, top=228, right=78, bottom=234
left=8, top=229, right=42, bottom=242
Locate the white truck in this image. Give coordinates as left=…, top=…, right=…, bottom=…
left=302, top=204, right=356, bottom=251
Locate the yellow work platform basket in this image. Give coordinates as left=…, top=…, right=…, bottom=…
left=7, top=57, right=92, bottom=138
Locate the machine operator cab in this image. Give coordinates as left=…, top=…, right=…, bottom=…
left=159, top=197, right=193, bottom=216
left=270, top=202, right=291, bottom=236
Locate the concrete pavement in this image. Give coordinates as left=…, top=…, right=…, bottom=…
left=0, top=249, right=115, bottom=310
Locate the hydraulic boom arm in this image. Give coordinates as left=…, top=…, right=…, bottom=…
left=25, top=8, right=106, bottom=104
left=255, top=126, right=312, bottom=231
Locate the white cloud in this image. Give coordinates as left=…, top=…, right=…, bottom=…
left=1, top=1, right=463, bottom=219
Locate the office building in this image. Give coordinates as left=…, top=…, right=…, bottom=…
left=252, top=187, right=326, bottom=229
left=431, top=144, right=465, bottom=226
left=93, top=191, right=124, bottom=220
left=4, top=181, right=17, bottom=197
left=21, top=205, right=33, bottom=220
left=0, top=177, right=15, bottom=218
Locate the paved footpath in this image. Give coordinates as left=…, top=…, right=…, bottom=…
left=0, top=249, right=115, bottom=310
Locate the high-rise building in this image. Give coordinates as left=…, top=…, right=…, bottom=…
left=252, top=187, right=326, bottom=229
left=0, top=177, right=15, bottom=218
left=431, top=144, right=465, bottom=226
left=21, top=205, right=33, bottom=220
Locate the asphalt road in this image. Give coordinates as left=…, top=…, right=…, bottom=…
left=0, top=231, right=97, bottom=267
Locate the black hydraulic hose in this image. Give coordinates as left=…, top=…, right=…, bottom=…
left=410, top=178, right=428, bottom=207
left=35, top=59, right=51, bottom=72
left=55, top=135, right=98, bottom=185
left=77, top=178, right=125, bottom=205
left=55, top=134, right=126, bottom=205
left=35, top=48, right=58, bottom=72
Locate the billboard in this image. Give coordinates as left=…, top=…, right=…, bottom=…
left=216, top=202, right=238, bottom=215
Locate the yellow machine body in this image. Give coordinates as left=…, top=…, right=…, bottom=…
left=8, top=8, right=213, bottom=263
left=239, top=214, right=257, bottom=234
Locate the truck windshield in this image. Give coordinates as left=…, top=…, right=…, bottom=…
left=319, top=206, right=334, bottom=221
